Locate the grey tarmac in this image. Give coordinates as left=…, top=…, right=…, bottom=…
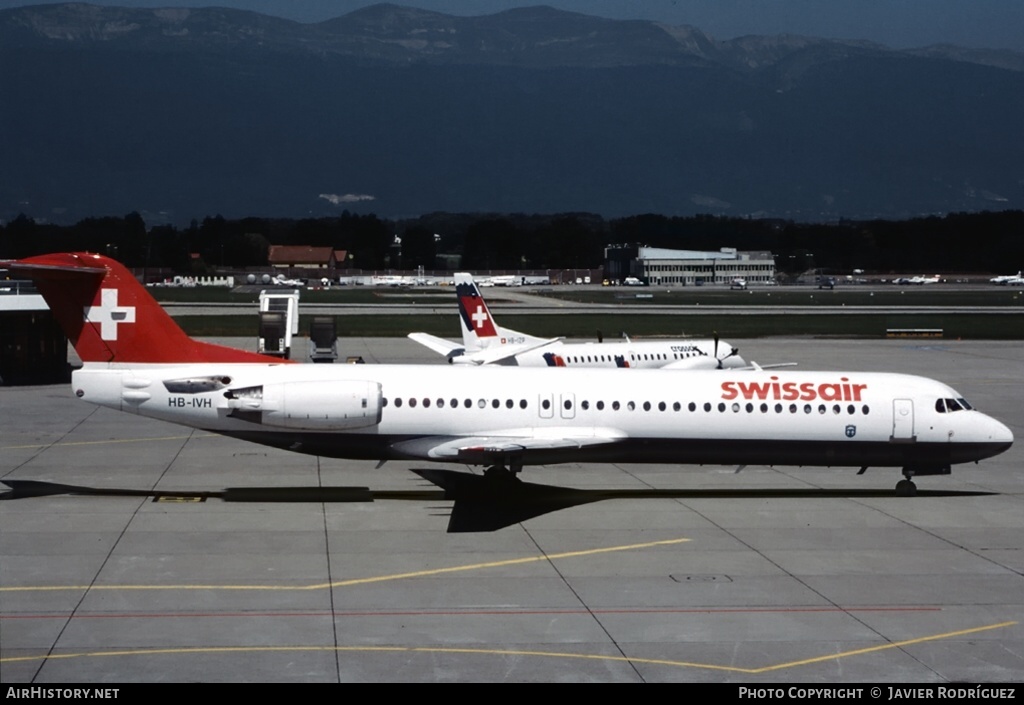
left=0, top=337, right=1021, bottom=683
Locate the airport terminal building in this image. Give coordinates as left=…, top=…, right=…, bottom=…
left=604, top=245, right=776, bottom=286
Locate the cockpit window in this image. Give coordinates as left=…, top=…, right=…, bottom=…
left=936, top=398, right=973, bottom=413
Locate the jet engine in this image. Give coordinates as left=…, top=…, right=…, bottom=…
left=225, top=380, right=382, bottom=430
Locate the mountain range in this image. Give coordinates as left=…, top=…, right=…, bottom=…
left=2, top=2, right=1022, bottom=224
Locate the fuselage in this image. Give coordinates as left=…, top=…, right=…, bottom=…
left=507, top=339, right=742, bottom=369
left=72, top=363, right=1013, bottom=469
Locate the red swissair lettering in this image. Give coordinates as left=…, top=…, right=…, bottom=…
left=721, top=376, right=867, bottom=402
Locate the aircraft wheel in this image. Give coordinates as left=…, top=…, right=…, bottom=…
left=483, top=466, right=519, bottom=483
left=895, top=479, right=917, bottom=497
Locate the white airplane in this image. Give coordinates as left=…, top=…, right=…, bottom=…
left=408, top=272, right=746, bottom=369
left=894, top=275, right=940, bottom=285
left=270, top=273, right=305, bottom=287
left=6, top=253, right=1013, bottom=528
left=991, top=271, right=1022, bottom=285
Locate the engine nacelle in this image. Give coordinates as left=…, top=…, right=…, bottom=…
left=226, top=380, right=382, bottom=430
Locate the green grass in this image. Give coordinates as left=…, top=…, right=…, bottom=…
left=175, top=312, right=1024, bottom=340
left=154, top=284, right=1024, bottom=308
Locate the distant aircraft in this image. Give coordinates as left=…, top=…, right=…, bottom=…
left=892, top=275, right=940, bottom=285
left=991, top=271, right=1022, bottom=285
left=270, top=273, right=304, bottom=287
left=6, top=252, right=1013, bottom=529
left=408, top=272, right=746, bottom=369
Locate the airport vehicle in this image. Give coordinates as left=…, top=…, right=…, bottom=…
left=730, top=277, right=748, bottom=290
left=8, top=253, right=1013, bottom=524
left=408, top=272, right=746, bottom=369
left=623, top=276, right=645, bottom=286
left=489, top=275, right=521, bottom=287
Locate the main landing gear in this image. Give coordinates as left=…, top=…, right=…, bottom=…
left=483, top=459, right=523, bottom=482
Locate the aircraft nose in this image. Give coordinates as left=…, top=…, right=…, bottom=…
left=980, top=413, right=1014, bottom=455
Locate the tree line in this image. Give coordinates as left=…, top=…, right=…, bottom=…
left=2, top=210, right=1022, bottom=276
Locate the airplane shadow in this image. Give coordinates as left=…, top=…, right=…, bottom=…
left=0, top=474, right=997, bottom=533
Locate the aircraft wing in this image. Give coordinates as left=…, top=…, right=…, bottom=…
left=390, top=427, right=627, bottom=463
left=407, top=332, right=466, bottom=359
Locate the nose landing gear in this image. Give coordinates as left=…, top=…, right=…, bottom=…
left=896, top=464, right=950, bottom=496
left=895, top=478, right=917, bottom=496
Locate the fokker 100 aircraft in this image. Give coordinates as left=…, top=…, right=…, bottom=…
left=7, top=253, right=1013, bottom=528
left=409, top=272, right=746, bottom=369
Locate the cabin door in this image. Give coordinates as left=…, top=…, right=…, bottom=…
left=891, top=399, right=916, bottom=441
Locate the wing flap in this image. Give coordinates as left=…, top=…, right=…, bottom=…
left=390, top=427, right=626, bottom=462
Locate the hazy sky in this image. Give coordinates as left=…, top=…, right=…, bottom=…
left=3, top=0, right=1022, bottom=51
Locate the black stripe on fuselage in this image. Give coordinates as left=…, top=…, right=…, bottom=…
left=212, top=431, right=1010, bottom=468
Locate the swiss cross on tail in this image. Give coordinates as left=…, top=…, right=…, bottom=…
left=86, top=289, right=136, bottom=340
left=10, top=252, right=288, bottom=365
left=456, top=281, right=498, bottom=338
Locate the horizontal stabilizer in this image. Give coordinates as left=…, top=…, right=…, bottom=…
left=407, top=332, right=465, bottom=358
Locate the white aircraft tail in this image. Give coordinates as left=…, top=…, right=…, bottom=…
left=454, top=272, right=544, bottom=351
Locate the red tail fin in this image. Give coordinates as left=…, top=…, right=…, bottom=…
left=11, top=252, right=288, bottom=364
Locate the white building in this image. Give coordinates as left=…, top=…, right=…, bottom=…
left=606, top=245, right=776, bottom=286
